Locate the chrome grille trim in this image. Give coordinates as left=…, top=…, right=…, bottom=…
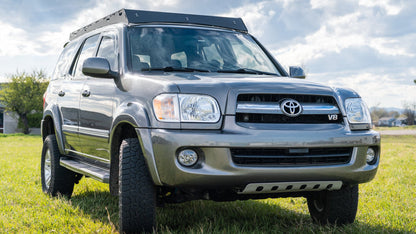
left=236, top=102, right=340, bottom=115
left=235, top=94, right=343, bottom=124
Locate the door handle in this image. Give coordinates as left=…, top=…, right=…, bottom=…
left=82, top=90, right=91, bottom=97
left=58, top=91, right=65, bottom=97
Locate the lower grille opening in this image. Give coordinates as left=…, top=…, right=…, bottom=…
left=231, top=147, right=353, bottom=166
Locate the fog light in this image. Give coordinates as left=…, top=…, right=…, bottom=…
left=366, top=147, right=377, bottom=165
left=178, top=149, right=198, bottom=167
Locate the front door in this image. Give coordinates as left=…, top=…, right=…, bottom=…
left=79, top=33, right=118, bottom=161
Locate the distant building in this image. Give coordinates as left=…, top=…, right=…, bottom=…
left=378, top=117, right=396, bottom=127
left=0, top=84, right=19, bottom=134
left=377, top=116, right=413, bottom=127
left=0, top=104, right=19, bottom=134
left=394, top=117, right=408, bottom=126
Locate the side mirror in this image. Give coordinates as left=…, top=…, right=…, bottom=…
left=82, top=57, right=116, bottom=78
left=289, top=66, right=306, bottom=79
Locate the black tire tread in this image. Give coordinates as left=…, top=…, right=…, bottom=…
left=307, top=185, right=359, bottom=225
left=41, top=135, right=76, bottom=198
left=119, top=138, right=156, bottom=233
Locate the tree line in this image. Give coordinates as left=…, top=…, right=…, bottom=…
left=0, top=71, right=48, bottom=134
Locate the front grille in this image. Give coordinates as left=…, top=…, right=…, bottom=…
left=231, top=147, right=353, bottom=166
left=236, top=113, right=341, bottom=124
left=235, top=94, right=342, bottom=124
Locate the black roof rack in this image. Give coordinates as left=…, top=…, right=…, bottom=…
left=69, top=9, right=248, bottom=40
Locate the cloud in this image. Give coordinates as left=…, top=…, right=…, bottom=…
left=308, top=69, right=416, bottom=108
left=1, top=0, right=182, bottom=57
left=310, top=0, right=336, bottom=9
left=222, top=1, right=277, bottom=37
left=369, top=37, right=414, bottom=57
left=358, top=0, right=403, bottom=15
left=271, top=5, right=415, bottom=68
left=0, top=21, right=41, bottom=56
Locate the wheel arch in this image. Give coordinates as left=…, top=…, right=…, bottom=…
left=109, top=110, right=162, bottom=193
left=109, top=113, right=145, bottom=164
left=41, top=109, right=65, bottom=155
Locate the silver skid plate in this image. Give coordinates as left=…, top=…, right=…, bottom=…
left=238, top=181, right=342, bottom=194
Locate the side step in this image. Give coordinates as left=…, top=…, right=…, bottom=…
left=60, top=158, right=110, bottom=183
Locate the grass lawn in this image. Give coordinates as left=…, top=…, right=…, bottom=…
left=0, top=134, right=415, bottom=233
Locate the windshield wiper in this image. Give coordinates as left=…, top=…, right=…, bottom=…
left=217, top=68, right=277, bottom=76
left=141, top=67, right=209, bottom=72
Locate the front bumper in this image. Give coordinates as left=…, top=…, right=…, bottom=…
left=138, top=117, right=380, bottom=189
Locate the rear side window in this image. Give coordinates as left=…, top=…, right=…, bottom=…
left=72, top=34, right=100, bottom=77
left=97, top=36, right=118, bottom=71
left=52, top=42, right=78, bottom=80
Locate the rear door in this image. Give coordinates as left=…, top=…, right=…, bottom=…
left=53, top=40, right=80, bottom=150
left=78, top=32, right=118, bottom=161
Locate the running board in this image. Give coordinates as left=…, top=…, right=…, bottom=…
left=238, top=181, right=342, bottom=194
left=60, top=158, right=110, bottom=183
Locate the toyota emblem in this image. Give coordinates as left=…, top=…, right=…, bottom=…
left=280, top=99, right=302, bottom=117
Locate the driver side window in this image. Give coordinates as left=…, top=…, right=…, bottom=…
left=71, top=34, right=100, bottom=77
left=97, top=36, right=118, bottom=72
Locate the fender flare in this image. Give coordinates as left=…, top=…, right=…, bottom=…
left=110, top=102, right=162, bottom=185
left=42, top=107, right=65, bottom=155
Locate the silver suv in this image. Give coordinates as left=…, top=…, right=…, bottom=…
left=41, top=9, right=380, bottom=233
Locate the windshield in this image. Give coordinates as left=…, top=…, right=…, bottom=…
left=127, top=26, right=280, bottom=75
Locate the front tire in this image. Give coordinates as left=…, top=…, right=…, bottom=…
left=41, top=135, right=76, bottom=198
left=307, top=185, right=359, bottom=225
left=119, top=138, right=156, bottom=233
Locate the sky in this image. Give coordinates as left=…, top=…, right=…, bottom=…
left=0, top=0, right=415, bottom=109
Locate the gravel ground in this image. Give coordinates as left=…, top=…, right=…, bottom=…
left=378, top=129, right=416, bottom=135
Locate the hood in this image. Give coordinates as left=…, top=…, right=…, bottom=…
left=157, top=72, right=336, bottom=95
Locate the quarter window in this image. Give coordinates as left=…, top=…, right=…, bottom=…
left=52, top=42, right=78, bottom=80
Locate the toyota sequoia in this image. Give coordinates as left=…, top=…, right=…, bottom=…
left=41, top=9, right=380, bottom=233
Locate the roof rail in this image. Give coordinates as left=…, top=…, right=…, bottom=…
left=69, top=9, right=248, bottom=40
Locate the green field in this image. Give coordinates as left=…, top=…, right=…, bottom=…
left=0, top=134, right=415, bottom=233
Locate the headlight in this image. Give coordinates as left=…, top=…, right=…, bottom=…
left=179, top=95, right=221, bottom=122
left=153, top=94, right=220, bottom=123
left=345, top=98, right=372, bottom=130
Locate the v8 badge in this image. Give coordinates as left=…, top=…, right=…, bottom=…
left=328, top=114, right=338, bottom=121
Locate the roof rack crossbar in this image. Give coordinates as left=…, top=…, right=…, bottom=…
left=69, top=9, right=248, bottom=40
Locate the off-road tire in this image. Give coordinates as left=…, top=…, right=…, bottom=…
left=109, top=153, right=119, bottom=196
left=119, top=138, right=156, bottom=233
left=307, top=185, right=359, bottom=225
left=41, top=135, right=77, bottom=198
